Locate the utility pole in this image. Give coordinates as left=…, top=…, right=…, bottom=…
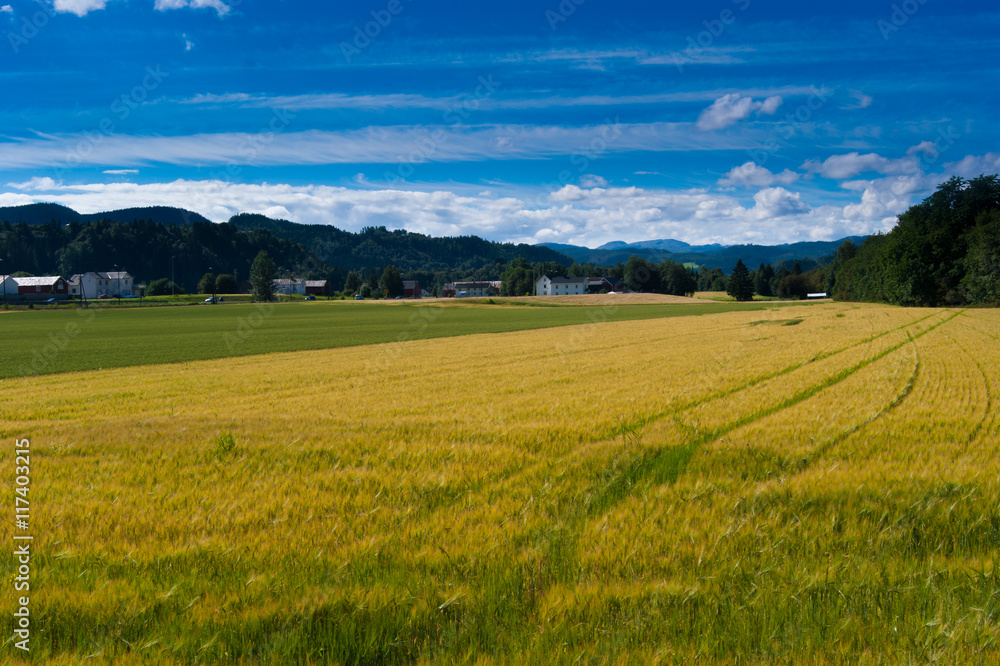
left=171, top=256, right=175, bottom=297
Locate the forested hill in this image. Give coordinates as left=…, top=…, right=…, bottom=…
left=0, top=207, right=572, bottom=293
left=0, top=203, right=212, bottom=226
left=831, top=175, right=1000, bottom=306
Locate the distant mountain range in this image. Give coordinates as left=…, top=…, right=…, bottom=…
left=1, top=202, right=863, bottom=275
left=542, top=237, right=867, bottom=272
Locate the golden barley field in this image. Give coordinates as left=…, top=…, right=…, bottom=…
left=3, top=302, right=1000, bottom=663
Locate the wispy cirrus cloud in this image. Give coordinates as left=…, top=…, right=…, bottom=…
left=0, top=123, right=759, bottom=170
left=179, top=86, right=820, bottom=112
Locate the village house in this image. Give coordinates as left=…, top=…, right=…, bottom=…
left=535, top=275, right=588, bottom=296
left=68, top=271, right=134, bottom=299
left=273, top=278, right=306, bottom=296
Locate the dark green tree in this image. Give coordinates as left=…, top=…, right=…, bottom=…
left=197, top=272, right=216, bottom=295
left=500, top=257, right=534, bottom=296
left=624, top=255, right=659, bottom=292
left=249, top=250, right=276, bottom=302
left=658, top=261, right=697, bottom=296
left=146, top=278, right=183, bottom=296
left=344, top=271, right=362, bottom=294
left=379, top=265, right=404, bottom=298
left=726, top=259, right=754, bottom=301
left=755, top=263, right=775, bottom=296
left=216, top=273, right=237, bottom=294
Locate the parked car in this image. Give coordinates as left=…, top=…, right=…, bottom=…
left=97, top=294, right=112, bottom=299
left=354, top=294, right=364, bottom=300
left=204, top=297, right=216, bottom=303
left=45, top=297, right=58, bottom=304
left=304, top=295, right=316, bottom=301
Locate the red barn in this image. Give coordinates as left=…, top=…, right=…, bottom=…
left=403, top=280, right=422, bottom=298
left=15, top=276, right=69, bottom=299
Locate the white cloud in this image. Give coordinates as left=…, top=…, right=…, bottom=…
left=696, top=94, right=783, bottom=131
left=718, top=161, right=799, bottom=188
left=6, top=177, right=58, bottom=191
left=803, top=152, right=921, bottom=179
left=155, top=0, right=230, bottom=17
left=103, top=169, right=140, bottom=175
left=1, top=5, right=13, bottom=14
left=52, top=0, right=108, bottom=16
left=1, top=178, right=906, bottom=247
left=578, top=175, right=608, bottom=188
left=844, top=90, right=873, bottom=110
left=751, top=187, right=810, bottom=219
left=944, top=153, right=1000, bottom=179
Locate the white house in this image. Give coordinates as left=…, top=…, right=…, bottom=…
left=535, top=275, right=588, bottom=296
left=0, top=275, right=16, bottom=297
left=68, top=271, right=134, bottom=298
left=273, top=278, right=306, bottom=296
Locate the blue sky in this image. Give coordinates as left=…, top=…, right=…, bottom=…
left=1, top=0, right=997, bottom=247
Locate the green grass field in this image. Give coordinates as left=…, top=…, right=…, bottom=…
left=0, top=299, right=780, bottom=379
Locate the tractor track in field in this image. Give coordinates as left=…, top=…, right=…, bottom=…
left=586, top=309, right=962, bottom=518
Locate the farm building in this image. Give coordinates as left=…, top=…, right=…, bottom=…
left=13, top=275, right=70, bottom=299
left=535, top=275, right=588, bottom=296
left=587, top=277, right=625, bottom=293
left=442, top=281, right=501, bottom=298
left=273, top=278, right=306, bottom=296
left=1, top=275, right=16, bottom=297
left=68, top=271, right=134, bottom=298
left=403, top=280, right=422, bottom=298
left=305, top=280, right=330, bottom=296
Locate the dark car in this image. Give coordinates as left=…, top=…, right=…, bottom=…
left=305, top=295, right=316, bottom=301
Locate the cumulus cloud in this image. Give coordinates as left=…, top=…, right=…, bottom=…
left=578, top=174, right=608, bottom=188
left=155, top=0, right=230, bottom=17
left=1, top=5, right=13, bottom=14
left=0, top=178, right=901, bottom=248
left=718, top=161, right=799, bottom=188
left=751, top=187, right=810, bottom=219
left=803, top=152, right=921, bottom=179
left=52, top=0, right=108, bottom=16
left=696, top=94, right=783, bottom=131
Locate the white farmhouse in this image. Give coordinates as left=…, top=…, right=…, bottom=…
left=273, top=278, right=306, bottom=296
left=68, top=271, right=134, bottom=298
left=535, top=275, right=588, bottom=296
